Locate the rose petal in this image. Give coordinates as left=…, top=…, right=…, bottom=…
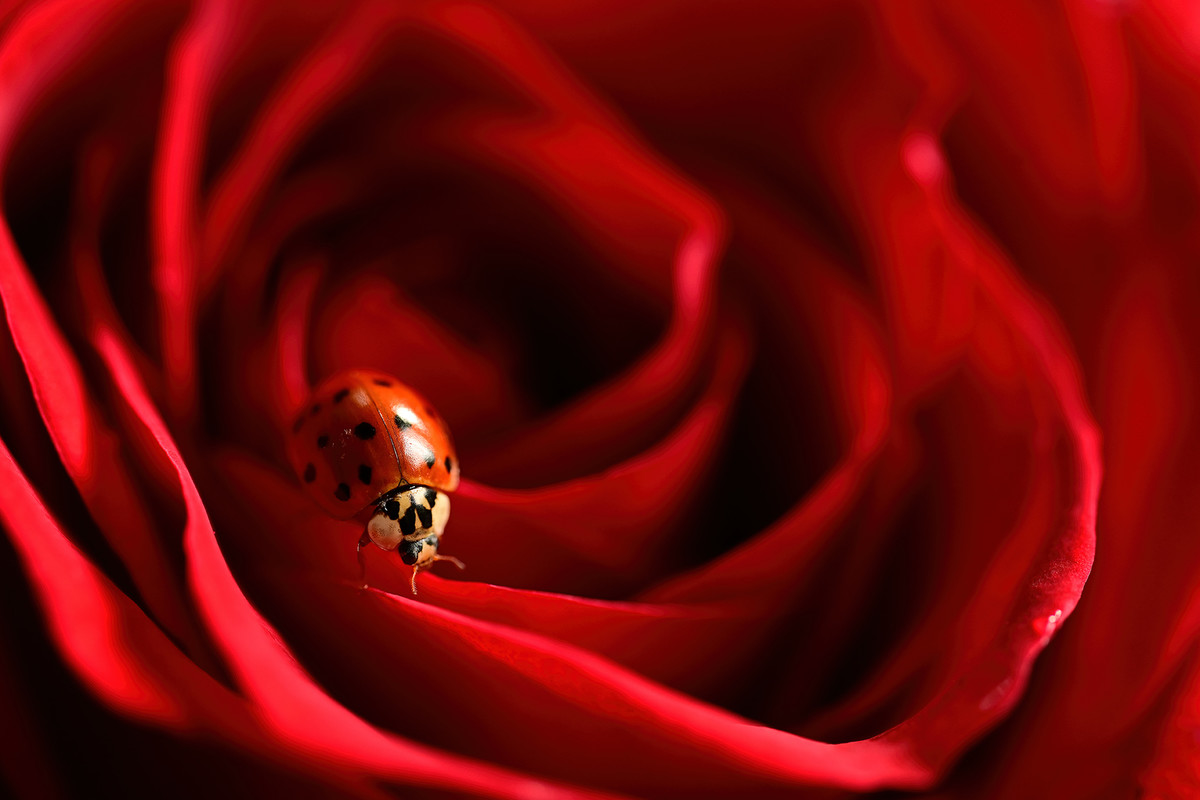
left=308, top=268, right=531, bottom=443
left=201, top=3, right=416, bottom=274
left=943, top=250, right=1195, bottom=799
left=152, top=0, right=231, bottom=421
left=0, top=0, right=219, bottom=649
left=938, top=160, right=1200, bottom=800
left=259, top=573, right=932, bottom=796
left=867, top=5, right=1200, bottom=793
left=834, top=147, right=1097, bottom=776
left=0, top=193, right=204, bottom=655
left=443, top=316, right=749, bottom=595
left=640, top=195, right=893, bottom=605
left=429, top=98, right=723, bottom=485
left=0, top=431, right=453, bottom=798
left=931, top=2, right=1138, bottom=216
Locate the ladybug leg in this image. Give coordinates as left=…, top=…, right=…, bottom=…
left=408, top=555, right=465, bottom=595
left=356, top=531, right=371, bottom=589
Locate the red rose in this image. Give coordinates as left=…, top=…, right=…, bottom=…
left=0, top=0, right=1192, bottom=797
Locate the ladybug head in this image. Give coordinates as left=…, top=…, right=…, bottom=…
left=364, top=485, right=451, bottom=559
left=362, top=485, right=464, bottom=593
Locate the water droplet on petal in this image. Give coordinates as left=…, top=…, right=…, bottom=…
left=1033, top=608, right=1064, bottom=640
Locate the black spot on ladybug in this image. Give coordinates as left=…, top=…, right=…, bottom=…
left=358, top=464, right=373, bottom=485
left=303, top=463, right=316, bottom=483
left=317, top=435, right=330, bottom=449
left=333, top=388, right=350, bottom=403
left=310, top=404, right=321, bottom=416
left=423, top=487, right=438, bottom=507
left=424, top=452, right=436, bottom=468
left=394, top=413, right=413, bottom=430
left=444, top=456, right=453, bottom=472
left=398, top=506, right=417, bottom=536
left=385, top=499, right=401, bottom=520
left=373, top=378, right=392, bottom=387
left=416, top=504, right=433, bottom=529
left=292, top=415, right=305, bottom=434
left=354, top=422, right=376, bottom=440
left=335, top=483, right=351, bottom=501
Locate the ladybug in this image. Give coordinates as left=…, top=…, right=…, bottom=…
left=286, top=369, right=464, bottom=593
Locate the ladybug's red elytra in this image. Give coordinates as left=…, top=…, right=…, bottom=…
left=286, top=370, right=463, bottom=593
